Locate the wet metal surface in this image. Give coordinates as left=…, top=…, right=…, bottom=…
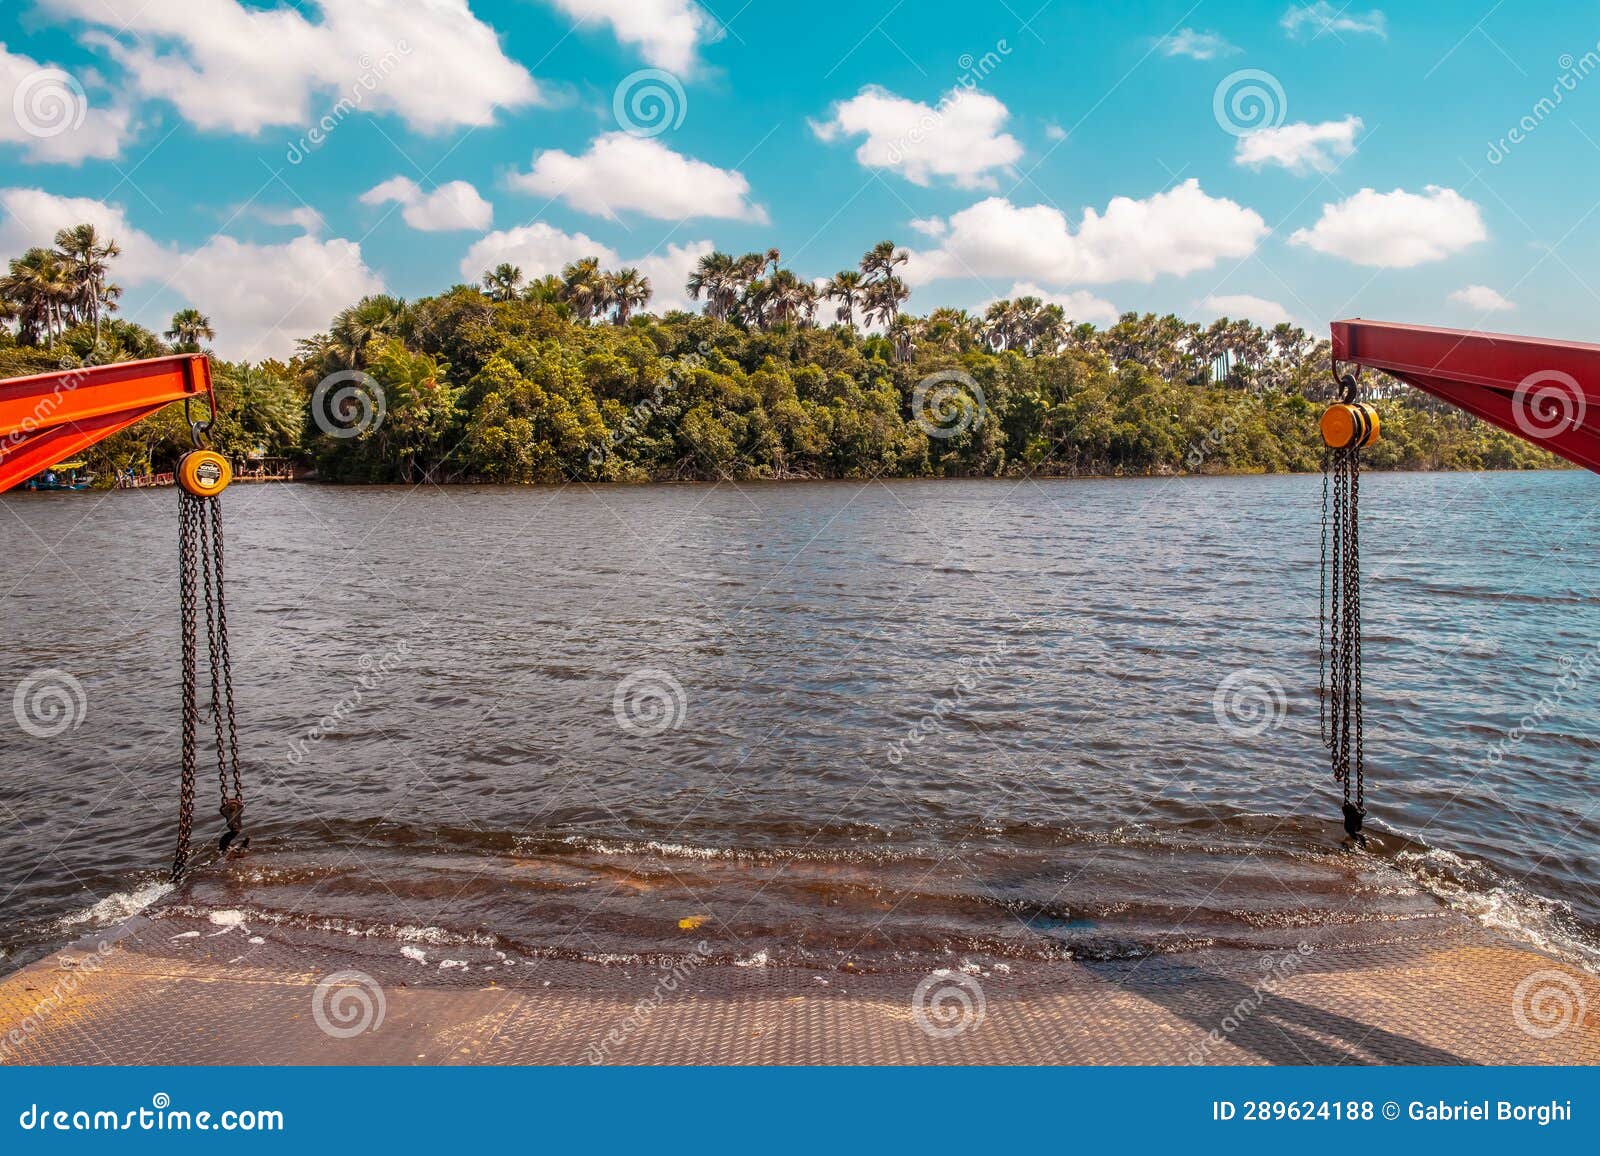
left=3, top=913, right=1595, bottom=1066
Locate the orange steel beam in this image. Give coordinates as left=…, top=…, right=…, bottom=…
left=1331, top=319, right=1600, bottom=474
left=0, top=354, right=213, bottom=493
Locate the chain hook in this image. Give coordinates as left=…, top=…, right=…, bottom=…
left=184, top=390, right=218, bottom=449
left=1333, top=363, right=1361, bottom=404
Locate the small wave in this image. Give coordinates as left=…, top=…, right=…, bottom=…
left=1393, top=847, right=1600, bottom=973
left=56, top=879, right=173, bottom=931
left=160, top=905, right=499, bottom=950
left=540, top=833, right=933, bottom=866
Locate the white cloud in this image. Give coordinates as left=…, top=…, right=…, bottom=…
left=1290, top=186, right=1486, bottom=267
left=907, top=180, right=1268, bottom=287
left=630, top=240, right=715, bottom=313
left=994, top=282, right=1119, bottom=327
left=542, top=0, right=721, bottom=73
left=1156, top=29, right=1238, bottom=60
left=461, top=222, right=616, bottom=283
left=0, top=187, right=171, bottom=278
left=360, top=177, right=493, bottom=231
left=1281, top=3, right=1387, bottom=39
left=39, top=0, right=541, bottom=135
left=459, top=224, right=712, bottom=314
left=1, top=43, right=131, bottom=163
left=811, top=85, right=1022, bottom=190
left=1234, top=116, right=1361, bottom=174
left=169, top=234, right=384, bottom=360
left=909, top=216, right=947, bottom=238
left=1043, top=123, right=1066, bottom=141
left=511, top=132, right=765, bottom=222
left=253, top=205, right=327, bottom=234
left=1201, top=293, right=1295, bottom=327
left=1, top=187, right=383, bottom=359
left=1449, top=284, right=1515, bottom=312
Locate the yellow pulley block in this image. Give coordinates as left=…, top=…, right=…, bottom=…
left=1320, top=402, right=1380, bottom=450
left=176, top=449, right=232, bottom=496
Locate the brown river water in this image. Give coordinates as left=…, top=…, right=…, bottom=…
left=2, top=473, right=1598, bottom=975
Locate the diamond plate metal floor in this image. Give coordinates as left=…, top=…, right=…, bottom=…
left=2, top=914, right=1596, bottom=1065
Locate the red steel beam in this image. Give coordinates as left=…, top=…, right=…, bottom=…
left=1331, top=319, right=1600, bottom=474
left=0, top=354, right=212, bottom=493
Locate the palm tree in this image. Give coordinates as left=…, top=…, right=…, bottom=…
left=1, top=247, right=73, bottom=345
left=559, top=258, right=605, bottom=321
left=796, top=280, right=819, bottom=327
left=165, top=308, right=216, bottom=352
left=924, top=307, right=978, bottom=352
left=860, top=240, right=908, bottom=284
left=482, top=263, right=523, bottom=302
left=888, top=313, right=920, bottom=364
left=749, top=268, right=810, bottom=330
left=53, top=224, right=120, bottom=335
left=982, top=299, right=1014, bottom=351
left=732, top=252, right=768, bottom=318
left=523, top=273, right=563, bottom=305
left=687, top=250, right=738, bottom=322
left=863, top=274, right=908, bottom=330
left=320, top=294, right=409, bottom=368
left=606, top=268, right=652, bottom=324
left=1030, top=303, right=1067, bottom=354
left=823, top=270, right=864, bottom=330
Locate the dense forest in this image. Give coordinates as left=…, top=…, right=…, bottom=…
left=1, top=225, right=1560, bottom=485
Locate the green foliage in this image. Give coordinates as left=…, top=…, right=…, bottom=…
left=0, top=222, right=1567, bottom=485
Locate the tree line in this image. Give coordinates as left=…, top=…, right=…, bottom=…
left=0, top=224, right=1561, bottom=485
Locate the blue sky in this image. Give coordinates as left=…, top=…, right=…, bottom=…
left=3, top=0, right=1599, bottom=359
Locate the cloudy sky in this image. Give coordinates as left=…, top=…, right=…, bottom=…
left=2, top=0, right=1595, bottom=358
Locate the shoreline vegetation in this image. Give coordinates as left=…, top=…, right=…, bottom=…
left=2, top=226, right=1560, bottom=487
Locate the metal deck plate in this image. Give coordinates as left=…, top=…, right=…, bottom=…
left=2, top=914, right=1595, bottom=1065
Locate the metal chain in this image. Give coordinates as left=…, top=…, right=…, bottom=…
left=1331, top=452, right=1346, bottom=770
left=173, top=493, right=199, bottom=880
left=211, top=499, right=242, bottom=799
left=172, top=489, right=246, bottom=880
left=1319, top=454, right=1330, bottom=746
left=198, top=500, right=227, bottom=802
left=1320, top=440, right=1365, bottom=843
left=1350, top=454, right=1364, bottom=813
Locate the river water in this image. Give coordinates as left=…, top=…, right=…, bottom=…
left=2, top=472, right=1598, bottom=974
